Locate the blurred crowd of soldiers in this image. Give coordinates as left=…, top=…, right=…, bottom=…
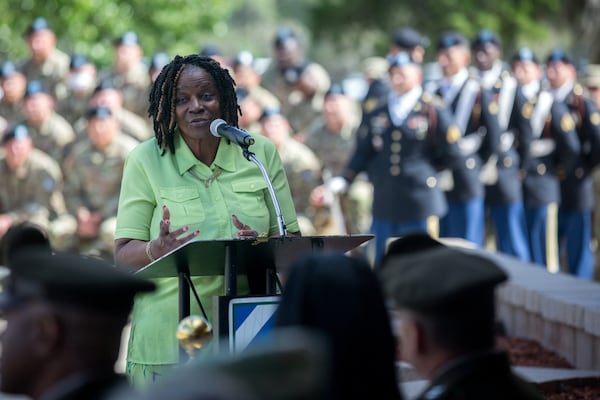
left=2, top=17, right=600, bottom=280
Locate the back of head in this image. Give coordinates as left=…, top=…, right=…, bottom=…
left=274, top=253, right=401, bottom=400
left=379, top=246, right=507, bottom=353
left=0, top=222, right=51, bottom=266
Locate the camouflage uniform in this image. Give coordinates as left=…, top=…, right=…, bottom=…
left=304, top=117, right=373, bottom=234
left=63, top=132, right=139, bottom=257
left=100, top=63, right=150, bottom=119
left=24, top=112, right=76, bottom=166
left=57, top=91, right=93, bottom=127
left=0, top=148, right=76, bottom=249
left=20, top=48, right=70, bottom=102
left=277, top=138, right=323, bottom=235
left=0, top=101, right=25, bottom=126
left=72, top=108, right=152, bottom=143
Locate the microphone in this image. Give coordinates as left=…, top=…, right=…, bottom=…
left=210, top=119, right=255, bottom=146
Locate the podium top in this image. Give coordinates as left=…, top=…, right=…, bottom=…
left=136, top=234, right=373, bottom=279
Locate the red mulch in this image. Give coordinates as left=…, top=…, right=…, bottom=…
left=496, top=336, right=600, bottom=400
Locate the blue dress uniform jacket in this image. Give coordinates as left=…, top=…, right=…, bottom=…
left=517, top=92, right=580, bottom=208
left=344, top=93, right=459, bottom=222
left=560, top=86, right=600, bottom=211
left=437, top=81, right=501, bottom=202
left=485, top=71, right=522, bottom=205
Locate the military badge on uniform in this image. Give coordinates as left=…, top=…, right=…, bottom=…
left=371, top=113, right=390, bottom=135
left=561, top=114, right=575, bottom=132
left=446, top=125, right=461, bottom=143
left=372, top=135, right=384, bottom=151
left=591, top=112, right=600, bottom=126
left=488, top=101, right=499, bottom=115
left=363, top=98, right=378, bottom=113
left=521, top=103, right=533, bottom=119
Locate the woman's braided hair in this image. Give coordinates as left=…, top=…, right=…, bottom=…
left=148, top=54, right=240, bottom=155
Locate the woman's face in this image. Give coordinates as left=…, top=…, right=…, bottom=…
left=175, top=64, right=221, bottom=142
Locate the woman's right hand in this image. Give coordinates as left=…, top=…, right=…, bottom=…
left=148, top=205, right=200, bottom=259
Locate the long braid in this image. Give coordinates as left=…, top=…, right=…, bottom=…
left=147, top=54, right=240, bottom=155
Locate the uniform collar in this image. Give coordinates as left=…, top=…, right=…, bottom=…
left=173, top=132, right=237, bottom=176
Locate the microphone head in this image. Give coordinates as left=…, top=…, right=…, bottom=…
left=209, top=118, right=227, bottom=137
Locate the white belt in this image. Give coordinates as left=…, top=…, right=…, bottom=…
left=529, top=138, right=556, bottom=158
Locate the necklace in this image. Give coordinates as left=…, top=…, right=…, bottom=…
left=188, top=166, right=223, bottom=188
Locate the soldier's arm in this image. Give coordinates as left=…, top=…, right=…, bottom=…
left=478, top=89, right=501, bottom=162
left=551, top=102, right=580, bottom=173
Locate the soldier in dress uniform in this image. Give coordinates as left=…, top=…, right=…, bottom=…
left=328, top=52, right=461, bottom=266
left=0, top=249, right=155, bottom=400
left=0, top=61, right=27, bottom=126
left=512, top=48, right=579, bottom=270
left=546, top=50, right=600, bottom=280
left=19, top=17, right=69, bottom=102
left=471, top=30, right=530, bottom=261
left=21, top=80, right=76, bottom=166
left=0, top=124, right=76, bottom=250
left=98, top=31, right=151, bottom=119
left=56, top=53, right=98, bottom=126
left=378, top=244, right=544, bottom=400
left=259, top=107, right=322, bottom=235
left=261, top=27, right=331, bottom=137
left=63, top=106, right=139, bottom=260
left=432, top=31, right=501, bottom=249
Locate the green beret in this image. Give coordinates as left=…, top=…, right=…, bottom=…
left=0, top=250, right=156, bottom=315
left=378, top=246, right=507, bottom=312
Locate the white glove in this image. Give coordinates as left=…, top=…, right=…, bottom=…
left=327, top=176, right=349, bottom=195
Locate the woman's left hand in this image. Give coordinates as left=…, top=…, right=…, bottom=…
left=232, top=214, right=258, bottom=239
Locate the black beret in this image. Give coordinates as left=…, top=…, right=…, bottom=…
left=511, top=47, right=539, bottom=64
left=387, top=52, right=417, bottom=68
left=86, top=106, right=113, bottom=120
left=471, top=29, right=501, bottom=49
left=2, top=124, right=29, bottom=145
left=25, top=80, right=48, bottom=97
left=114, top=31, right=139, bottom=46
left=0, top=250, right=156, bottom=315
left=393, top=27, right=427, bottom=49
left=437, top=31, right=469, bottom=50
left=69, top=53, right=89, bottom=70
left=546, top=49, right=573, bottom=65
left=0, top=61, right=18, bottom=79
left=26, top=17, right=51, bottom=35
left=378, top=246, right=507, bottom=313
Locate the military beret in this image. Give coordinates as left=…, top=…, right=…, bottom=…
left=511, top=47, right=539, bottom=64
left=471, top=29, right=502, bottom=49
left=199, top=44, right=222, bottom=57
left=546, top=49, right=573, bottom=65
left=274, top=27, right=297, bottom=46
left=115, top=31, right=139, bottom=46
left=387, top=51, right=417, bottom=69
left=25, top=80, right=48, bottom=97
left=378, top=246, right=507, bottom=313
left=437, top=31, right=469, bottom=50
left=25, top=17, right=51, bottom=35
left=0, top=61, right=18, bottom=79
left=86, top=106, right=112, bottom=120
left=325, top=83, right=345, bottom=97
left=150, top=51, right=170, bottom=71
left=393, top=27, right=428, bottom=49
left=2, top=124, right=30, bottom=145
left=69, top=53, right=89, bottom=70
left=93, top=78, right=117, bottom=94
left=233, top=50, right=253, bottom=68
left=0, top=250, right=156, bottom=315
left=260, top=107, right=283, bottom=121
